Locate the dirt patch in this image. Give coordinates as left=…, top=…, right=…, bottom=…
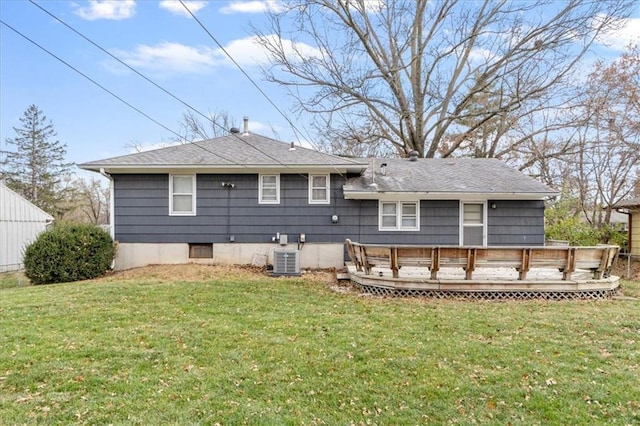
left=611, top=256, right=640, bottom=280
left=99, top=263, right=341, bottom=286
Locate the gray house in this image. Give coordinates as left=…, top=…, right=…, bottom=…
left=79, top=128, right=556, bottom=271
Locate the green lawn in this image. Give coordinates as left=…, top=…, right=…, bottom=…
left=1, top=266, right=639, bottom=425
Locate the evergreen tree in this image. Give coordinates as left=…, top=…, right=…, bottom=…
left=1, top=105, right=74, bottom=215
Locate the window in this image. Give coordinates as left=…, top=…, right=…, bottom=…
left=189, top=243, right=213, bottom=259
left=461, top=202, right=485, bottom=245
left=379, top=201, right=419, bottom=231
left=309, top=174, right=330, bottom=204
left=259, top=174, right=280, bottom=204
left=169, top=175, right=196, bottom=215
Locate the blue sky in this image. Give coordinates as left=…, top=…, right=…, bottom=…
left=0, top=0, right=317, bottom=166
left=1, top=0, right=640, bottom=168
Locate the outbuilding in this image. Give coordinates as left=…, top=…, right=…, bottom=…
left=613, top=197, right=640, bottom=257
left=0, top=181, right=54, bottom=272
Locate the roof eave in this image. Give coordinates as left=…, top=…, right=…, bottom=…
left=343, top=190, right=558, bottom=200
left=78, top=164, right=368, bottom=174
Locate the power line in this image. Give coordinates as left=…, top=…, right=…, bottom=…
left=7, top=6, right=295, bottom=172
left=0, top=18, right=252, bottom=169
left=0, top=20, right=183, bottom=140
left=178, top=1, right=352, bottom=177
left=177, top=0, right=320, bottom=151
left=26, top=0, right=309, bottom=173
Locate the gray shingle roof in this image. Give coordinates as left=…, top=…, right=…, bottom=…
left=343, top=158, right=556, bottom=197
left=613, top=197, right=640, bottom=209
left=78, top=133, right=368, bottom=171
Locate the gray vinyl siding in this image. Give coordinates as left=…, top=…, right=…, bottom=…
left=113, top=174, right=545, bottom=247
left=487, top=200, right=545, bottom=246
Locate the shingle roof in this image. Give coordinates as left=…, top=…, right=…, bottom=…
left=613, top=197, right=640, bottom=209
left=343, top=158, right=556, bottom=198
left=78, top=133, right=368, bottom=172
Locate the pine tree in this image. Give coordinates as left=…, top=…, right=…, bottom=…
left=1, top=105, right=74, bottom=215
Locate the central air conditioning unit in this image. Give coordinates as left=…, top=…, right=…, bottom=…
left=272, top=249, right=300, bottom=276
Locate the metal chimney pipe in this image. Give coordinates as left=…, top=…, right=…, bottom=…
left=242, top=116, right=249, bottom=135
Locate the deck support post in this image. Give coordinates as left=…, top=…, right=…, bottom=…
left=563, top=248, right=576, bottom=280
left=430, top=247, right=440, bottom=280
left=390, top=247, right=399, bottom=278
left=518, top=248, right=531, bottom=280
left=465, top=248, right=477, bottom=280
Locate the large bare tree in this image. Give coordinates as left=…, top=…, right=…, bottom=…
left=255, top=0, right=632, bottom=157
left=573, top=46, right=640, bottom=227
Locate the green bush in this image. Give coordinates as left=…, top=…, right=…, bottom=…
left=23, top=224, right=115, bottom=285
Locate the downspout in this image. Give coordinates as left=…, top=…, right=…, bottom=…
left=99, top=168, right=115, bottom=240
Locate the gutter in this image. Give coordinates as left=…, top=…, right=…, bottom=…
left=99, top=168, right=115, bottom=240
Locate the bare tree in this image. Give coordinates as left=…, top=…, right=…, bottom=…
left=570, top=46, right=640, bottom=228
left=176, top=110, right=237, bottom=142
left=255, top=0, right=632, bottom=157
left=58, top=176, right=110, bottom=225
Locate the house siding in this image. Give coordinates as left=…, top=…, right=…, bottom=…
left=487, top=200, right=546, bottom=245
left=113, top=174, right=545, bottom=249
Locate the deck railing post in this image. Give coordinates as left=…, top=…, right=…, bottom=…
left=518, top=248, right=531, bottom=280
left=430, top=247, right=440, bottom=280
left=465, top=248, right=477, bottom=280
left=390, top=247, right=399, bottom=278
left=563, top=248, right=576, bottom=280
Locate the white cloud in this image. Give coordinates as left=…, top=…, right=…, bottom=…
left=219, top=1, right=282, bottom=15
left=74, top=0, right=136, bottom=21
left=109, top=36, right=321, bottom=75
left=223, top=35, right=321, bottom=66
left=112, top=42, right=217, bottom=74
left=159, top=0, right=207, bottom=17
left=595, top=16, right=640, bottom=51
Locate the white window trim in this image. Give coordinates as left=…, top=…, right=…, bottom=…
left=308, top=174, right=330, bottom=204
left=459, top=201, right=487, bottom=246
left=169, top=174, right=196, bottom=216
left=378, top=201, right=420, bottom=231
left=259, top=174, right=280, bottom=204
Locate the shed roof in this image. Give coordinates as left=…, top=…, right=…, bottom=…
left=613, top=197, right=640, bottom=210
left=0, top=181, right=54, bottom=222
left=78, top=133, right=368, bottom=174
left=343, top=158, right=556, bottom=199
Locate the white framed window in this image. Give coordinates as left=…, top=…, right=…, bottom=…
left=460, top=202, right=486, bottom=245
left=259, top=174, right=280, bottom=204
left=169, top=174, right=196, bottom=216
left=379, top=201, right=420, bottom=231
left=309, top=174, right=330, bottom=204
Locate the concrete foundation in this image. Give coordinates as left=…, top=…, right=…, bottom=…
left=114, top=242, right=345, bottom=271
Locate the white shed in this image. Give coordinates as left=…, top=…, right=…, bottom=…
left=0, top=181, right=54, bottom=272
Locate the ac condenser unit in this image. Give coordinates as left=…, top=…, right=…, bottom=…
left=272, top=249, right=300, bottom=276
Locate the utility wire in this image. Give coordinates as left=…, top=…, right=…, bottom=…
left=36, top=2, right=309, bottom=173
left=13, top=4, right=295, bottom=171
left=28, top=0, right=216, bottom=141
left=0, top=20, right=182, bottom=141
left=30, top=0, right=340, bottom=178
left=178, top=0, right=355, bottom=177
left=0, top=18, right=249, bottom=168
left=178, top=0, right=320, bottom=151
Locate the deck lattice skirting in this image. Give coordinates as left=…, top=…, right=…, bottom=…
left=345, top=239, right=620, bottom=300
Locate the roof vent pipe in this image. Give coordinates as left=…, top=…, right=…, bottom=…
left=242, top=116, right=249, bottom=135
left=408, top=150, right=419, bottom=161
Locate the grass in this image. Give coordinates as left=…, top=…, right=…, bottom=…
left=1, top=265, right=639, bottom=425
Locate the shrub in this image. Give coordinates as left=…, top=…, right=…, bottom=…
left=23, top=224, right=115, bottom=285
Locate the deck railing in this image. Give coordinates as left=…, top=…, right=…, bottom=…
left=345, top=239, right=619, bottom=281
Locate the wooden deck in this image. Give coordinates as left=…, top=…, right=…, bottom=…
left=345, top=240, right=620, bottom=299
